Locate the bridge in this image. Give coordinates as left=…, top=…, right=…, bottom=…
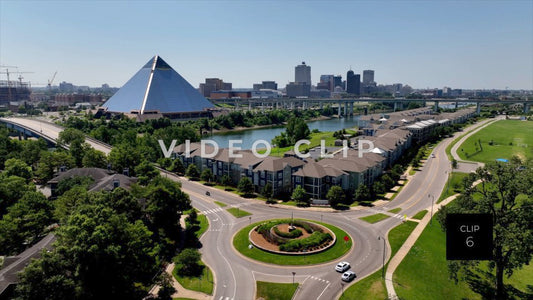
left=211, top=97, right=532, bottom=116
left=0, top=117, right=111, bottom=154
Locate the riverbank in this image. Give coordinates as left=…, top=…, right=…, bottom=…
left=208, top=115, right=332, bottom=135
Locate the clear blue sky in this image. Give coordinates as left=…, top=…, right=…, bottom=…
left=1, top=0, right=532, bottom=90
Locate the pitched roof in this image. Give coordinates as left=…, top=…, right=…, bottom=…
left=102, top=56, right=214, bottom=114
left=254, top=156, right=306, bottom=172
left=48, top=168, right=137, bottom=191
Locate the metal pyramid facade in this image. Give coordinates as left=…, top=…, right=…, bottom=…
left=103, top=56, right=214, bottom=114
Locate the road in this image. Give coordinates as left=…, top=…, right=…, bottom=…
left=1, top=116, right=457, bottom=300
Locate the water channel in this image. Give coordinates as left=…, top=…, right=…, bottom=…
left=202, top=116, right=362, bottom=149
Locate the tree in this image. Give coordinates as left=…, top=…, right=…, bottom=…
left=35, top=151, right=76, bottom=183
left=58, top=128, right=89, bottom=167
left=326, top=186, right=345, bottom=208
left=292, top=185, right=309, bottom=207
left=171, top=159, right=185, bottom=175
left=135, top=160, right=160, bottom=185
left=82, top=148, right=108, bottom=168
left=185, top=164, right=200, bottom=179
left=354, top=184, right=371, bottom=202
left=285, top=117, right=310, bottom=144
left=373, top=181, right=386, bottom=195
left=0, top=191, right=53, bottom=255
left=185, top=209, right=199, bottom=226
left=439, top=160, right=533, bottom=299
left=144, top=177, right=191, bottom=257
left=0, top=175, right=34, bottom=215
left=381, top=174, right=395, bottom=190
left=55, top=175, right=94, bottom=197
left=200, top=169, right=213, bottom=182
left=451, top=158, right=458, bottom=169
left=262, top=182, right=273, bottom=198
left=16, top=204, right=158, bottom=299
left=3, top=158, right=32, bottom=182
left=238, top=177, right=254, bottom=195
left=156, top=272, right=176, bottom=300
left=220, top=174, right=232, bottom=188
left=108, top=143, right=142, bottom=176
left=173, top=248, right=203, bottom=277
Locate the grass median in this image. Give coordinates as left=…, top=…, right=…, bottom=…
left=172, top=261, right=213, bottom=295
left=227, top=207, right=252, bottom=218
left=256, top=281, right=299, bottom=300
left=233, top=219, right=352, bottom=265
left=360, top=213, right=390, bottom=224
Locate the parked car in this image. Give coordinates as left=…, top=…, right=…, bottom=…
left=341, top=270, right=356, bottom=282
left=335, top=261, right=350, bottom=272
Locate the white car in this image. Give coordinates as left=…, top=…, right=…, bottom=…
left=342, top=270, right=356, bottom=282
left=431, top=153, right=436, bottom=158
left=335, top=261, right=350, bottom=272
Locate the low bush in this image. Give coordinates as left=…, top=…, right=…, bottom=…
left=279, top=232, right=332, bottom=252
left=273, top=226, right=302, bottom=238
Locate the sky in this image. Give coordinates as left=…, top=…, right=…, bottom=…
left=1, top=0, right=532, bottom=90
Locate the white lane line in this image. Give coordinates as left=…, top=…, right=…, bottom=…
left=316, top=282, right=330, bottom=300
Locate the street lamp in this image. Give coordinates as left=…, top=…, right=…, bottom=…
left=428, top=194, right=435, bottom=225
left=292, top=272, right=296, bottom=284
left=377, top=236, right=386, bottom=279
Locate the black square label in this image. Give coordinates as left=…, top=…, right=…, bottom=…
left=446, top=213, right=493, bottom=260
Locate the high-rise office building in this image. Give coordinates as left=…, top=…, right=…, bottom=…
left=363, top=70, right=374, bottom=85
left=318, top=75, right=334, bottom=91
left=295, top=62, right=311, bottom=85
left=346, top=70, right=361, bottom=95
left=261, top=81, right=278, bottom=90
left=333, top=75, right=343, bottom=91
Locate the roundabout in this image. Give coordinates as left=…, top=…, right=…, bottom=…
left=233, top=219, right=353, bottom=265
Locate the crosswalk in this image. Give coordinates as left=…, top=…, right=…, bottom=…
left=202, top=207, right=224, bottom=215
left=309, top=275, right=330, bottom=284
left=367, top=207, right=406, bottom=221
left=218, top=297, right=233, bottom=300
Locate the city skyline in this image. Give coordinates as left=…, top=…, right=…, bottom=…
left=1, top=1, right=532, bottom=90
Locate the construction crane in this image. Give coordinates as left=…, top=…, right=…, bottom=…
left=48, top=71, right=57, bottom=89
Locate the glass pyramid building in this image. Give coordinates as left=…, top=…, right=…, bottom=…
left=102, top=56, right=214, bottom=116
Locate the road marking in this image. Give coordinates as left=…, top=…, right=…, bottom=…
left=316, top=282, right=331, bottom=300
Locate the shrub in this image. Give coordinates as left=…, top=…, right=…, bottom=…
left=273, top=226, right=302, bottom=238
left=279, top=232, right=332, bottom=252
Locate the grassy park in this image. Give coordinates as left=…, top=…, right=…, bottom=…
left=394, top=215, right=533, bottom=299
left=256, top=281, right=299, bottom=300
left=457, top=120, right=533, bottom=163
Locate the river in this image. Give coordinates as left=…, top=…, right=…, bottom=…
left=202, top=116, right=361, bottom=149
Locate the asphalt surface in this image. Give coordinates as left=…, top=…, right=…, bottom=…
left=1, top=116, right=459, bottom=300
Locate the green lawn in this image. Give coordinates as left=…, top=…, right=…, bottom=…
left=360, top=213, right=391, bottom=224
left=388, top=208, right=402, bottom=214
left=226, top=207, right=252, bottom=218
left=394, top=218, right=482, bottom=299
left=437, top=172, right=469, bottom=203
left=172, top=261, right=214, bottom=295
left=457, top=120, right=533, bottom=163
left=394, top=215, right=533, bottom=299
left=195, top=214, right=209, bottom=238
left=214, top=201, right=227, bottom=207
left=259, top=129, right=352, bottom=157
left=341, top=221, right=418, bottom=299
left=412, top=210, right=428, bottom=220
left=233, top=219, right=352, bottom=265
left=256, top=281, right=299, bottom=300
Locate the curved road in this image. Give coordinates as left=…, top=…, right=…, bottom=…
left=2, top=116, right=460, bottom=300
